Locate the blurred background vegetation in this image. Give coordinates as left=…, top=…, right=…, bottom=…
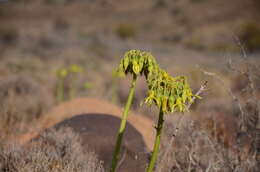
left=0, top=0, right=259, bottom=101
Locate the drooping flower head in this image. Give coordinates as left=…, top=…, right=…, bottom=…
left=145, top=69, right=194, bottom=113
left=116, top=50, right=159, bottom=78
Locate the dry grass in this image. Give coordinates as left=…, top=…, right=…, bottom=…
left=0, top=127, right=104, bottom=172
left=154, top=57, right=260, bottom=172
left=0, top=75, right=54, bottom=141
left=156, top=117, right=258, bottom=172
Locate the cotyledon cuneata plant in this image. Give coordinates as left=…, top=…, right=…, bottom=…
left=110, top=50, right=197, bottom=172
left=56, top=64, right=83, bottom=103
left=110, top=50, right=160, bottom=172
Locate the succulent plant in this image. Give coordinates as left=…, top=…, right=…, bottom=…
left=111, top=49, right=197, bottom=172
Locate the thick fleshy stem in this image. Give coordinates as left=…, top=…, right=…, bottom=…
left=110, top=74, right=137, bottom=172
left=146, top=107, right=165, bottom=172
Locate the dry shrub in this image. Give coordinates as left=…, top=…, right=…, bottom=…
left=0, top=6, right=5, bottom=17
left=228, top=60, right=260, bottom=168
left=0, top=127, right=104, bottom=172
left=239, top=23, right=260, bottom=52
left=0, top=26, right=18, bottom=46
left=156, top=117, right=258, bottom=172
left=155, top=57, right=260, bottom=172
left=0, top=76, right=53, bottom=140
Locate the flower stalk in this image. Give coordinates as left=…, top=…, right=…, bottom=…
left=110, top=50, right=159, bottom=172
left=69, top=64, right=83, bottom=100
left=110, top=74, right=137, bottom=172
left=57, top=78, right=65, bottom=103
left=146, top=107, right=164, bottom=172
left=56, top=68, right=68, bottom=103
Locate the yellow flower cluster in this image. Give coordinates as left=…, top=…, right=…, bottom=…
left=56, top=64, right=83, bottom=78
left=117, top=50, right=194, bottom=114
left=117, top=50, right=159, bottom=78
left=145, top=70, right=194, bottom=113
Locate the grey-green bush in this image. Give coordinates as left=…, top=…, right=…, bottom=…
left=0, top=76, right=53, bottom=140
left=0, top=127, right=104, bottom=172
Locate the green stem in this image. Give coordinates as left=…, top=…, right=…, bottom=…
left=146, top=108, right=165, bottom=172
left=57, top=78, right=64, bottom=103
left=69, top=74, right=76, bottom=100
left=110, top=74, right=137, bottom=172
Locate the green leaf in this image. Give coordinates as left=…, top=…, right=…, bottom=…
left=195, top=95, right=202, bottom=99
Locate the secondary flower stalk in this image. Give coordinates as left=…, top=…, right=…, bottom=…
left=146, top=107, right=164, bottom=172
left=145, top=70, right=195, bottom=172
